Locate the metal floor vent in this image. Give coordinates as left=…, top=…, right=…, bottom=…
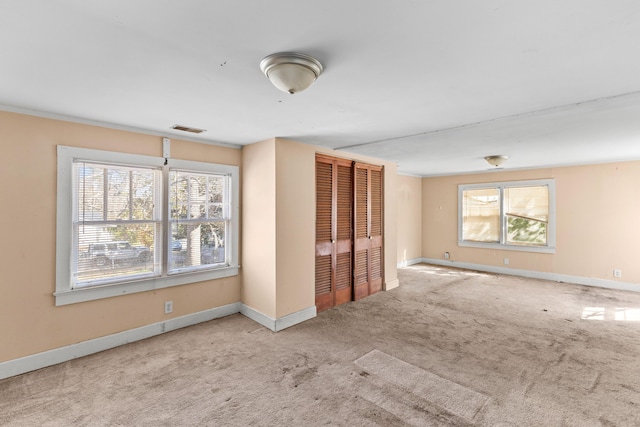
left=171, top=124, right=206, bottom=134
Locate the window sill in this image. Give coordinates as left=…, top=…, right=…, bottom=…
left=457, top=241, right=556, bottom=254
left=54, top=265, right=239, bottom=306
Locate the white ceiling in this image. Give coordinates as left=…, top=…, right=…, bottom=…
left=2, top=0, right=640, bottom=176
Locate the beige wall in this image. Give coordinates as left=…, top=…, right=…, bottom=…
left=422, top=162, right=640, bottom=283
left=384, top=166, right=399, bottom=288
left=241, top=139, right=277, bottom=317
left=242, top=138, right=316, bottom=319
left=397, top=174, right=423, bottom=266
left=275, top=139, right=315, bottom=318
left=0, top=111, right=241, bottom=363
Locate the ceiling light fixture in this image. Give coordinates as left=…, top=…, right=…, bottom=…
left=260, top=52, right=323, bottom=94
left=484, top=155, right=509, bottom=167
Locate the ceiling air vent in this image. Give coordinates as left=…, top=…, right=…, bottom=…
left=171, top=124, right=206, bottom=134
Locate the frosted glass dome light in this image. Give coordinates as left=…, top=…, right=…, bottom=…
left=260, top=52, right=323, bottom=94
left=484, top=155, right=509, bottom=167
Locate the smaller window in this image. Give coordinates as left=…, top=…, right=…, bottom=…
left=461, top=187, right=500, bottom=243
left=458, top=179, right=555, bottom=253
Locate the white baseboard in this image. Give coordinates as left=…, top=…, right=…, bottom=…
left=240, top=304, right=317, bottom=332
left=384, top=278, right=400, bottom=290
left=239, top=304, right=274, bottom=330
left=1, top=301, right=319, bottom=380
left=397, top=258, right=423, bottom=268
left=0, top=301, right=319, bottom=380
left=419, top=258, right=640, bottom=293
left=275, top=306, right=317, bottom=331
left=0, top=302, right=242, bottom=380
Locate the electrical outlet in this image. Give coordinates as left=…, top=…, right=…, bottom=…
left=614, top=269, right=622, bottom=278
left=164, top=301, right=173, bottom=314
left=444, top=252, right=450, bottom=260
left=503, top=257, right=510, bottom=265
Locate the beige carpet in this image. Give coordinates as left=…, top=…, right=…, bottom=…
left=2, top=264, right=640, bottom=426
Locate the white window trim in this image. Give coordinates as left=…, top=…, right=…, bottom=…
left=55, top=146, right=240, bottom=306
left=457, top=178, right=556, bottom=254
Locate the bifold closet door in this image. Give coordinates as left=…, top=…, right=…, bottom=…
left=353, top=162, right=384, bottom=300
left=315, top=155, right=353, bottom=312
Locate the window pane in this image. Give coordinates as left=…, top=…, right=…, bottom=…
left=505, top=186, right=548, bottom=246
left=76, top=163, right=159, bottom=222
left=208, top=204, right=223, bottom=219
left=76, top=223, right=159, bottom=287
left=168, top=221, right=226, bottom=272
left=76, top=165, right=105, bottom=221
left=169, top=172, right=189, bottom=219
left=462, top=188, right=500, bottom=242
left=106, top=168, right=131, bottom=220
left=131, top=170, right=156, bottom=220
left=189, top=203, right=206, bottom=219
left=189, top=176, right=207, bottom=203
left=208, top=176, right=224, bottom=203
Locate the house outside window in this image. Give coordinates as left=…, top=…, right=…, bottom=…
left=56, top=146, right=239, bottom=306
left=458, top=179, right=556, bottom=253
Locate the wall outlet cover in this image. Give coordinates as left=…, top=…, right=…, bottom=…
left=164, top=301, right=173, bottom=314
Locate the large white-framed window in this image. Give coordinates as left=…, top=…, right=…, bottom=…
left=56, top=146, right=239, bottom=306
left=458, top=179, right=556, bottom=253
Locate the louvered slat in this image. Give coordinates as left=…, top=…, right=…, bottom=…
left=335, top=252, right=352, bottom=290
left=355, top=167, right=368, bottom=239
left=316, top=161, right=332, bottom=242
left=370, top=246, right=382, bottom=281
left=371, top=169, right=382, bottom=237
left=315, top=255, right=332, bottom=295
left=355, top=249, right=368, bottom=285
left=336, top=164, right=352, bottom=241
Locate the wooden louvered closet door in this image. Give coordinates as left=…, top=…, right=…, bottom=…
left=353, top=162, right=384, bottom=300
left=315, top=155, right=353, bottom=312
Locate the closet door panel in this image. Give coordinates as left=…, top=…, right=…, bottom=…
left=353, top=162, right=384, bottom=299
left=315, top=155, right=353, bottom=311
left=334, top=161, right=353, bottom=306
left=369, top=167, right=384, bottom=294
left=315, top=158, right=334, bottom=311
left=353, top=165, right=369, bottom=301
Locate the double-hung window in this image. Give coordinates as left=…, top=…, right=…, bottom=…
left=167, top=168, right=231, bottom=273
left=74, top=161, right=162, bottom=286
left=56, top=146, right=239, bottom=306
left=458, top=179, right=556, bottom=253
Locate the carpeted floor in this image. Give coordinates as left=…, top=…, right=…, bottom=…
left=2, top=264, right=640, bottom=426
